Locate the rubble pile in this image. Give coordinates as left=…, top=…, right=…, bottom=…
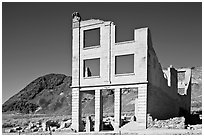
left=103, top=116, right=114, bottom=130
left=3, top=119, right=72, bottom=134
left=147, top=114, right=185, bottom=129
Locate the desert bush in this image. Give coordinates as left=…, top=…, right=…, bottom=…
left=2, top=122, right=15, bottom=128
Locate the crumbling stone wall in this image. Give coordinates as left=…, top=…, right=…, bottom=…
left=147, top=31, right=179, bottom=120
left=147, top=30, right=191, bottom=121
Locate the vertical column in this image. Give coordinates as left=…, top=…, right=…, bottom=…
left=95, top=89, right=103, bottom=132
left=114, top=88, right=121, bottom=132
left=135, top=98, right=138, bottom=118
left=137, top=84, right=147, bottom=129
left=72, top=13, right=80, bottom=87
left=71, top=88, right=82, bottom=132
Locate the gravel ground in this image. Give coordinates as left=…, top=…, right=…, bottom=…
left=3, top=127, right=202, bottom=135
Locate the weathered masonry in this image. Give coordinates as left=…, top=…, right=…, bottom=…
left=71, top=12, right=192, bottom=132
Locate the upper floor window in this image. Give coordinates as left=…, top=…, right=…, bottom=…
left=115, top=54, right=134, bottom=75
left=83, top=58, right=100, bottom=77
left=84, top=28, right=100, bottom=48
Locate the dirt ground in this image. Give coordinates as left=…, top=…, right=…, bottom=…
left=2, top=113, right=202, bottom=135
left=2, top=126, right=202, bottom=135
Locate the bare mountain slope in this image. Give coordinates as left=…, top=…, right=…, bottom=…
left=2, top=74, right=72, bottom=115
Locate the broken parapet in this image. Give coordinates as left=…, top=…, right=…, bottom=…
left=177, top=68, right=192, bottom=95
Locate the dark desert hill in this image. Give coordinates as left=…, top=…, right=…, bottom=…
left=2, top=66, right=202, bottom=115
left=2, top=74, right=72, bottom=115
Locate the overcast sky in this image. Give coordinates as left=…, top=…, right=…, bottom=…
left=2, top=2, right=202, bottom=103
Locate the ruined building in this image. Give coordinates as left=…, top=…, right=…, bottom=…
left=71, top=12, right=192, bottom=132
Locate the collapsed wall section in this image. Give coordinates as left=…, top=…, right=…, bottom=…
left=177, top=68, right=192, bottom=116
left=147, top=30, right=192, bottom=121
left=147, top=30, right=181, bottom=120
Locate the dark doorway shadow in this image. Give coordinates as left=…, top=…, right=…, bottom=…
left=189, top=111, right=202, bottom=125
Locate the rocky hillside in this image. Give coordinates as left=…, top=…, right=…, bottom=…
left=191, top=66, right=202, bottom=111
left=2, top=66, right=202, bottom=115
left=2, top=74, right=72, bottom=115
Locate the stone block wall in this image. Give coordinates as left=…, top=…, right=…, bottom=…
left=147, top=29, right=191, bottom=122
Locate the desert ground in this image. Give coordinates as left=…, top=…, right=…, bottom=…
left=2, top=113, right=202, bottom=135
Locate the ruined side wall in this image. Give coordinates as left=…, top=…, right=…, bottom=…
left=182, top=78, right=191, bottom=113
left=169, top=67, right=178, bottom=95
left=177, top=68, right=192, bottom=114
left=147, top=30, right=180, bottom=120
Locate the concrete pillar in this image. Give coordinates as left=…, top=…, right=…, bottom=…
left=114, top=88, right=121, bottom=132
left=71, top=88, right=82, bottom=132
left=95, top=89, right=103, bottom=132
left=137, top=84, right=147, bottom=129
left=72, top=18, right=80, bottom=87
left=85, top=116, right=92, bottom=132
left=135, top=98, right=138, bottom=118
left=134, top=27, right=148, bottom=43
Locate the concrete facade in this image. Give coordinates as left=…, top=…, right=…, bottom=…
left=71, top=12, right=192, bottom=132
